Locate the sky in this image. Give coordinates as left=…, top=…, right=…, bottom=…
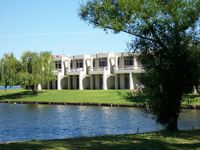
left=0, top=0, right=131, bottom=58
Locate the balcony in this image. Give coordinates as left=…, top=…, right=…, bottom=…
left=54, top=69, right=62, bottom=75
left=66, top=68, right=84, bottom=75
left=113, top=65, right=144, bottom=74
left=89, top=67, right=108, bottom=74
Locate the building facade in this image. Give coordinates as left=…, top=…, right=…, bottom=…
left=42, top=52, right=144, bottom=90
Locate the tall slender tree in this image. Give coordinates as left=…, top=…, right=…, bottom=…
left=79, top=0, right=200, bottom=130
left=0, top=53, right=19, bottom=91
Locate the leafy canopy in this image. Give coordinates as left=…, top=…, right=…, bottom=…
left=0, top=53, right=19, bottom=90
left=79, top=0, right=200, bottom=130
left=19, top=51, right=55, bottom=92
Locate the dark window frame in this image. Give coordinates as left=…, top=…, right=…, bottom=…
left=99, top=58, right=107, bottom=67
left=124, top=57, right=133, bottom=66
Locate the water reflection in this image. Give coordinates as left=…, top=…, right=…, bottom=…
left=179, top=109, right=200, bottom=130
left=0, top=104, right=199, bottom=142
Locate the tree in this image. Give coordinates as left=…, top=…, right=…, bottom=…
left=40, top=51, right=55, bottom=83
left=79, top=0, right=200, bottom=130
left=194, top=43, right=200, bottom=94
left=0, top=53, right=19, bottom=91
left=19, top=51, right=55, bottom=93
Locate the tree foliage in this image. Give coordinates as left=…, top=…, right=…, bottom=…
left=19, top=51, right=55, bottom=93
left=79, top=0, right=200, bottom=130
left=0, top=53, right=19, bottom=91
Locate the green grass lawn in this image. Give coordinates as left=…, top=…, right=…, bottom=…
left=182, top=94, right=200, bottom=105
left=1, top=129, right=200, bottom=150
left=0, top=89, right=200, bottom=106
left=0, top=89, right=148, bottom=105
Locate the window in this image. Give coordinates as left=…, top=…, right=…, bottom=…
left=76, top=59, right=83, bottom=68
left=55, top=61, right=62, bottom=69
left=124, top=57, right=133, bottom=66
left=118, top=58, right=120, bottom=66
left=93, top=59, right=96, bottom=67
left=99, top=58, right=107, bottom=67
left=70, top=61, right=73, bottom=68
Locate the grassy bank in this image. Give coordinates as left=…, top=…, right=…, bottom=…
left=0, top=89, right=148, bottom=105
left=1, top=129, right=200, bottom=150
left=0, top=89, right=200, bottom=106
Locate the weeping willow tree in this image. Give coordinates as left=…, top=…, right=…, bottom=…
left=79, top=0, right=200, bottom=130
left=0, top=53, right=19, bottom=91
left=19, top=51, right=55, bottom=93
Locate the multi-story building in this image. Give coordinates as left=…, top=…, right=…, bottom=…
left=42, top=52, right=144, bottom=90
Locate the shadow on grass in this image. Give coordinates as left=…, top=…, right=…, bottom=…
left=157, top=129, right=200, bottom=141
left=0, top=91, right=45, bottom=101
left=117, top=91, right=149, bottom=103
left=1, top=130, right=200, bottom=150
left=0, top=143, right=47, bottom=150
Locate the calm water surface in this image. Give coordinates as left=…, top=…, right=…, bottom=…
left=0, top=104, right=199, bottom=142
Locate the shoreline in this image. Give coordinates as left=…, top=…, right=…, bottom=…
left=0, top=100, right=200, bottom=109
left=0, top=128, right=198, bottom=144
left=0, top=129, right=200, bottom=150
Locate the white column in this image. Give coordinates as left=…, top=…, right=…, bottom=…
left=57, top=73, right=61, bottom=90
left=83, top=59, right=86, bottom=74
left=107, top=57, right=110, bottom=74
left=38, top=84, right=42, bottom=90
left=91, top=58, right=93, bottom=71
left=115, top=74, right=118, bottom=89
left=57, top=79, right=61, bottom=90
left=134, top=56, right=138, bottom=70
left=68, top=60, right=71, bottom=72
left=61, top=60, right=64, bottom=75
left=129, top=73, right=134, bottom=90
left=103, top=73, right=107, bottom=90
left=79, top=74, right=83, bottom=90
left=115, top=57, right=118, bottom=70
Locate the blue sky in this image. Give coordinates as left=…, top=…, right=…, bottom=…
left=0, top=0, right=130, bottom=58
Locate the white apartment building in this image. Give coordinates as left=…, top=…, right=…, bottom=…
left=42, top=52, right=144, bottom=90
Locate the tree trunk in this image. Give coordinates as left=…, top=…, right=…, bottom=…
left=166, top=114, right=178, bottom=131
left=4, top=86, right=7, bottom=92
left=31, top=85, right=38, bottom=94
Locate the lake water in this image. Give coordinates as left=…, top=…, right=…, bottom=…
left=0, top=104, right=199, bottom=142
left=0, top=86, right=21, bottom=90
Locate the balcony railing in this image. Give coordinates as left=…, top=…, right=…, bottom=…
left=119, top=65, right=134, bottom=70
left=54, top=69, right=62, bottom=73
left=114, top=65, right=144, bottom=71
left=66, top=68, right=84, bottom=72
left=90, top=67, right=108, bottom=71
